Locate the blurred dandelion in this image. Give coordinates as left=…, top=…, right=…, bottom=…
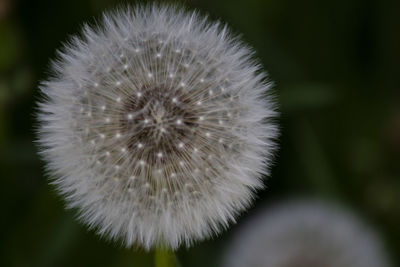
left=222, top=200, right=391, bottom=267
left=37, top=4, right=277, bottom=250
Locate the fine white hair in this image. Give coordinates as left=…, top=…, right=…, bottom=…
left=222, top=200, right=392, bottom=267
left=37, top=4, right=278, bottom=250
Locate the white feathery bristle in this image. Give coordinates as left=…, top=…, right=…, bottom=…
left=222, top=200, right=392, bottom=267
left=37, top=4, right=278, bottom=250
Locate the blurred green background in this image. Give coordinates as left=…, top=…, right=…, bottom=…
left=0, top=0, right=399, bottom=266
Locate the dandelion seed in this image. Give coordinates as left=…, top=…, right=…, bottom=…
left=36, top=4, right=278, bottom=250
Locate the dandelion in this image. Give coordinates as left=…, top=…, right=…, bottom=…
left=37, top=4, right=278, bottom=250
left=222, top=200, right=392, bottom=267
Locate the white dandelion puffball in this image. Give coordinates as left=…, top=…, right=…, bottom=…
left=223, top=200, right=392, bottom=267
left=37, top=4, right=278, bottom=250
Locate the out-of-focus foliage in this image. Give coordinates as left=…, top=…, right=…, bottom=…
left=0, top=0, right=398, bottom=266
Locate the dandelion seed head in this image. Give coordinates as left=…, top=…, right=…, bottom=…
left=223, top=200, right=392, bottom=267
left=37, top=4, right=278, bottom=250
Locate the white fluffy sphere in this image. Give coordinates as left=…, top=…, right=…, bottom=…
left=223, top=200, right=392, bottom=267
left=37, top=4, right=277, bottom=250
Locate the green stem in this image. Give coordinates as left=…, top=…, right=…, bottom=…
left=296, top=118, right=340, bottom=197
left=154, top=247, right=179, bottom=267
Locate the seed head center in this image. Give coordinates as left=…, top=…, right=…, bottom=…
left=119, top=86, right=198, bottom=164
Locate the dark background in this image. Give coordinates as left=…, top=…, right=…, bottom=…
left=0, top=0, right=399, bottom=266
